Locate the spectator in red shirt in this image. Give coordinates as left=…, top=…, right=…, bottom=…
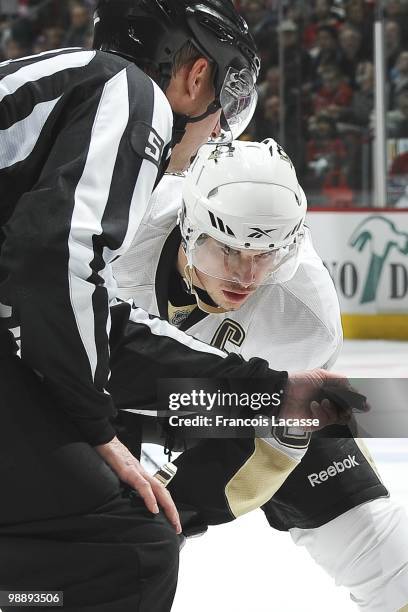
left=303, top=0, right=342, bottom=50
left=313, top=64, right=353, bottom=118
left=390, top=150, right=408, bottom=176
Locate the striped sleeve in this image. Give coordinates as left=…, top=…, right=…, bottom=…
left=107, top=303, right=290, bottom=528
left=0, top=58, right=173, bottom=445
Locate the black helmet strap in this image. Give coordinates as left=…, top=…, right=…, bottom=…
left=172, top=100, right=220, bottom=147
left=172, top=113, right=189, bottom=146
left=185, top=100, right=221, bottom=125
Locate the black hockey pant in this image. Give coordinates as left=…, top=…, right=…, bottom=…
left=0, top=331, right=179, bottom=612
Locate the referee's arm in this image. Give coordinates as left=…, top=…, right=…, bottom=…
left=3, top=65, right=172, bottom=446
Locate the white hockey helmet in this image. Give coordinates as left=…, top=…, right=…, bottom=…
left=180, top=139, right=307, bottom=286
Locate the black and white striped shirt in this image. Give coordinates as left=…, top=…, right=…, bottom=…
left=0, top=47, right=174, bottom=444
left=0, top=47, right=287, bottom=458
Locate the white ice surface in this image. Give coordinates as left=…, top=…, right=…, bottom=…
left=171, top=341, right=408, bottom=612
left=335, top=340, right=408, bottom=378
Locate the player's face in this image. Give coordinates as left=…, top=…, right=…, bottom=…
left=194, top=268, right=258, bottom=310
left=192, top=238, right=273, bottom=311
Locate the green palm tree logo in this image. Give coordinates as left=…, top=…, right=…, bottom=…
left=349, top=216, right=408, bottom=304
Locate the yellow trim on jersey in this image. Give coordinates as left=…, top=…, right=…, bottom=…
left=354, top=439, right=383, bottom=483
left=398, top=605, right=408, bottom=612
left=225, top=439, right=299, bottom=518
left=167, top=301, right=197, bottom=327
left=342, top=314, right=408, bottom=340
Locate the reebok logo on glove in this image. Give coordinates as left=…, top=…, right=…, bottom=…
left=308, top=455, right=360, bottom=487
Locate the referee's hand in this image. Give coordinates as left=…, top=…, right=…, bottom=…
left=96, top=436, right=182, bottom=534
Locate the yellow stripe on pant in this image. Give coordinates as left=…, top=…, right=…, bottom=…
left=225, top=438, right=299, bottom=517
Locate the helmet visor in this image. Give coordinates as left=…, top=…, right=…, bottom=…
left=209, top=67, right=258, bottom=144
left=190, top=233, right=305, bottom=286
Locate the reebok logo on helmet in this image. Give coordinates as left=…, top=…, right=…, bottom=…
left=248, top=227, right=277, bottom=239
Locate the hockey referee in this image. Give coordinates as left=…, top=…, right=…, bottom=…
left=0, top=2, right=264, bottom=610
left=0, top=2, right=358, bottom=611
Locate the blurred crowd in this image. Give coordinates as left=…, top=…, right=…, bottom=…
left=0, top=1, right=95, bottom=58
left=235, top=0, right=408, bottom=206
left=1, top=0, right=408, bottom=206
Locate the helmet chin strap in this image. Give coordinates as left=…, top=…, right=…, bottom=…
left=183, top=265, right=230, bottom=315
left=172, top=100, right=221, bottom=146
left=186, top=100, right=221, bottom=124
left=172, top=113, right=189, bottom=146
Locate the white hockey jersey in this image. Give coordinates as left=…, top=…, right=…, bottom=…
left=113, top=174, right=343, bottom=372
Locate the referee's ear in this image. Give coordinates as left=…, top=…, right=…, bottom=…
left=185, top=57, right=213, bottom=104
left=166, top=57, right=215, bottom=119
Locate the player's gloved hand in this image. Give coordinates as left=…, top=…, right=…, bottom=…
left=282, top=369, right=369, bottom=431
left=96, top=436, right=182, bottom=533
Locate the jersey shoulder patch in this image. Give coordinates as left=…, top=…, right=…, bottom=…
left=129, top=122, right=165, bottom=167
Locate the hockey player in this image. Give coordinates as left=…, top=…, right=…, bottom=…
left=0, top=2, right=358, bottom=611
left=112, top=138, right=408, bottom=611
